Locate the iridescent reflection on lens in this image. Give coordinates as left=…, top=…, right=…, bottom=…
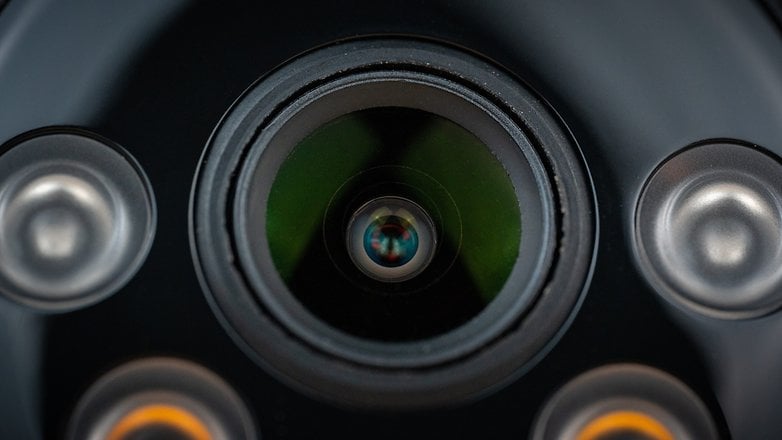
left=347, top=196, right=435, bottom=283
left=364, top=215, right=419, bottom=268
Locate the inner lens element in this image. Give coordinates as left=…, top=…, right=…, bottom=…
left=266, top=107, right=520, bottom=341
left=347, top=196, right=435, bottom=282
left=365, top=216, right=417, bottom=266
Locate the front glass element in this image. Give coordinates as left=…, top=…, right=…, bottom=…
left=266, top=107, right=521, bottom=341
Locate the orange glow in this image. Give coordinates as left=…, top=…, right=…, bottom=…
left=106, top=404, right=212, bottom=440
left=576, top=410, right=674, bottom=440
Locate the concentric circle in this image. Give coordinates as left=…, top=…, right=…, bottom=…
left=0, top=129, right=156, bottom=311
left=635, top=142, right=782, bottom=318
left=531, top=364, right=718, bottom=440
left=191, top=40, right=594, bottom=408
left=67, top=358, right=257, bottom=440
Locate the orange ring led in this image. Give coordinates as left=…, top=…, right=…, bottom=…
left=575, top=410, right=674, bottom=440
left=106, top=404, right=212, bottom=440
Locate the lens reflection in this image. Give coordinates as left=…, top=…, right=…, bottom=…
left=365, top=215, right=418, bottom=267
left=347, top=196, right=435, bottom=282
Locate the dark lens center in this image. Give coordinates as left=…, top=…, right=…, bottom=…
left=365, top=215, right=418, bottom=267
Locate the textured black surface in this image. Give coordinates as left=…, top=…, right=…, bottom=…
left=1, top=0, right=782, bottom=438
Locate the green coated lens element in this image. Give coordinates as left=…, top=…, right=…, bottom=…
left=364, top=215, right=418, bottom=267
left=266, top=107, right=521, bottom=341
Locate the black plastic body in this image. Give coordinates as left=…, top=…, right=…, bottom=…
left=1, top=0, right=782, bottom=438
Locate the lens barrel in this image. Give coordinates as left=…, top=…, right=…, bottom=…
left=190, top=40, right=594, bottom=408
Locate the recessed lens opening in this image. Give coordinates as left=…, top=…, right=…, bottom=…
left=266, top=106, right=522, bottom=342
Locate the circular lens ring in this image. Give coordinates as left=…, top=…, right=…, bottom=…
left=190, top=39, right=595, bottom=408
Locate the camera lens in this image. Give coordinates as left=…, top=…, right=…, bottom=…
left=191, top=40, right=594, bottom=407
left=346, top=196, right=435, bottom=282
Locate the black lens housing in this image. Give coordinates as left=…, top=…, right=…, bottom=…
left=190, top=39, right=595, bottom=409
